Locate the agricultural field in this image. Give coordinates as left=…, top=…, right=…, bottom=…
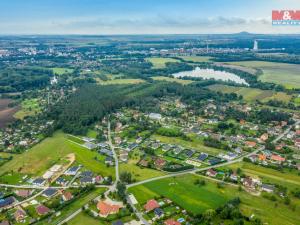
left=129, top=174, right=300, bottom=225
left=179, top=56, right=212, bottom=63
left=225, top=61, right=300, bottom=89
left=146, top=57, right=179, bottom=68
left=97, top=78, right=145, bottom=85
left=151, top=76, right=193, bottom=85
left=0, top=131, right=114, bottom=180
left=14, top=98, right=41, bottom=119
left=0, top=98, right=20, bottom=128
left=208, top=84, right=292, bottom=103
left=51, top=67, right=74, bottom=75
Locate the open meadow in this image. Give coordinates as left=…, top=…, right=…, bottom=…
left=225, top=61, right=300, bottom=89
left=179, top=56, right=212, bottom=63
left=0, top=131, right=114, bottom=181
left=14, top=98, right=41, bottom=119
left=97, top=78, right=145, bottom=85
left=129, top=174, right=300, bottom=225
left=51, top=67, right=74, bottom=75
left=146, top=57, right=179, bottom=68
left=208, top=84, right=292, bottom=103
left=151, top=76, right=193, bottom=85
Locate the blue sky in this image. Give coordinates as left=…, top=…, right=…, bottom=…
left=0, top=0, right=300, bottom=34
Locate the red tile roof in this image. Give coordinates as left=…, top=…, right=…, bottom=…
left=164, top=219, right=181, bottom=225
left=271, top=154, right=285, bottom=162
left=144, top=199, right=160, bottom=212
left=62, top=192, right=73, bottom=201
left=97, top=201, right=120, bottom=217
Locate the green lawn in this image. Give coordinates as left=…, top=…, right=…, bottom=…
left=151, top=76, right=193, bottom=85
left=51, top=67, right=74, bottom=75
left=146, top=57, right=179, bottom=68
left=120, top=161, right=166, bottom=182
left=0, top=131, right=114, bottom=179
left=129, top=174, right=300, bottom=225
left=179, top=56, right=212, bottom=63
left=225, top=61, right=300, bottom=89
left=208, top=84, right=292, bottom=103
left=129, top=174, right=230, bottom=214
left=69, top=212, right=106, bottom=225
left=14, top=98, right=41, bottom=119
left=86, top=129, right=98, bottom=138
left=98, top=78, right=145, bottom=85
left=152, top=134, right=226, bottom=156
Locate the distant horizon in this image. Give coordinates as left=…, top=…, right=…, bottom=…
left=1, top=0, right=300, bottom=35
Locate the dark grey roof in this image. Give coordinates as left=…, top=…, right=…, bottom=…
left=112, top=220, right=124, bottom=225
left=0, top=196, right=15, bottom=208
left=80, top=176, right=93, bottom=183
left=81, top=171, right=93, bottom=177
left=154, top=207, right=164, bottom=216
left=32, top=178, right=45, bottom=184
left=43, top=188, right=57, bottom=197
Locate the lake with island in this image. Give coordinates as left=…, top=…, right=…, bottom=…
left=173, top=67, right=249, bottom=85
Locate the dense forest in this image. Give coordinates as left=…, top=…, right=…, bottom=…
left=0, top=67, right=52, bottom=93
left=47, top=81, right=238, bottom=134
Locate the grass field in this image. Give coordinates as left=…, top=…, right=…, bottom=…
left=0, top=131, right=114, bottom=179
left=152, top=134, right=226, bottom=156
left=97, top=78, right=145, bottom=85
left=14, top=98, right=41, bottom=119
left=151, top=76, right=193, bottom=85
left=146, top=57, right=179, bottom=68
left=129, top=174, right=300, bottom=225
left=179, top=56, right=212, bottom=63
left=226, top=162, right=300, bottom=190
left=69, top=212, right=105, bottom=225
left=120, top=160, right=166, bottom=182
left=208, top=84, right=292, bottom=103
left=225, top=61, right=300, bottom=89
left=51, top=67, right=74, bottom=75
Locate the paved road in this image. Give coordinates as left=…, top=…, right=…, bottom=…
left=127, top=120, right=299, bottom=188
left=127, top=195, right=149, bottom=225
left=108, top=121, right=119, bottom=185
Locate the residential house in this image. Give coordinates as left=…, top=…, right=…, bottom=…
left=36, top=205, right=50, bottom=216
left=42, top=188, right=57, bottom=198
left=112, top=220, right=124, bottom=225
left=138, top=159, right=149, bottom=167
left=144, top=199, right=160, bottom=212
left=14, top=208, right=27, bottom=223
left=271, top=154, right=285, bottom=163
left=243, top=177, right=255, bottom=190
left=80, top=176, right=93, bottom=185
left=149, top=113, right=162, bottom=120
left=230, top=172, right=238, bottom=181
left=0, top=221, right=10, bottom=225
left=154, top=158, right=166, bottom=169
left=105, top=156, right=114, bottom=166
left=83, top=142, right=97, bottom=150
left=260, top=133, right=268, bottom=142
left=32, top=178, right=46, bottom=186
left=206, top=169, right=217, bottom=177
left=56, top=177, right=68, bottom=186
left=245, top=141, right=257, bottom=148
left=65, top=166, right=80, bottom=176
left=15, top=189, right=32, bottom=198
left=97, top=201, right=121, bottom=217
left=261, top=184, right=275, bottom=193
left=164, top=219, right=181, bottom=225
left=198, top=153, right=208, bottom=161
left=62, top=191, right=73, bottom=202
left=154, top=208, right=164, bottom=218
left=0, top=196, right=15, bottom=209
left=258, top=154, right=266, bottom=161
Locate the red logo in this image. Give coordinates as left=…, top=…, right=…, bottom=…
left=272, top=10, right=300, bottom=20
